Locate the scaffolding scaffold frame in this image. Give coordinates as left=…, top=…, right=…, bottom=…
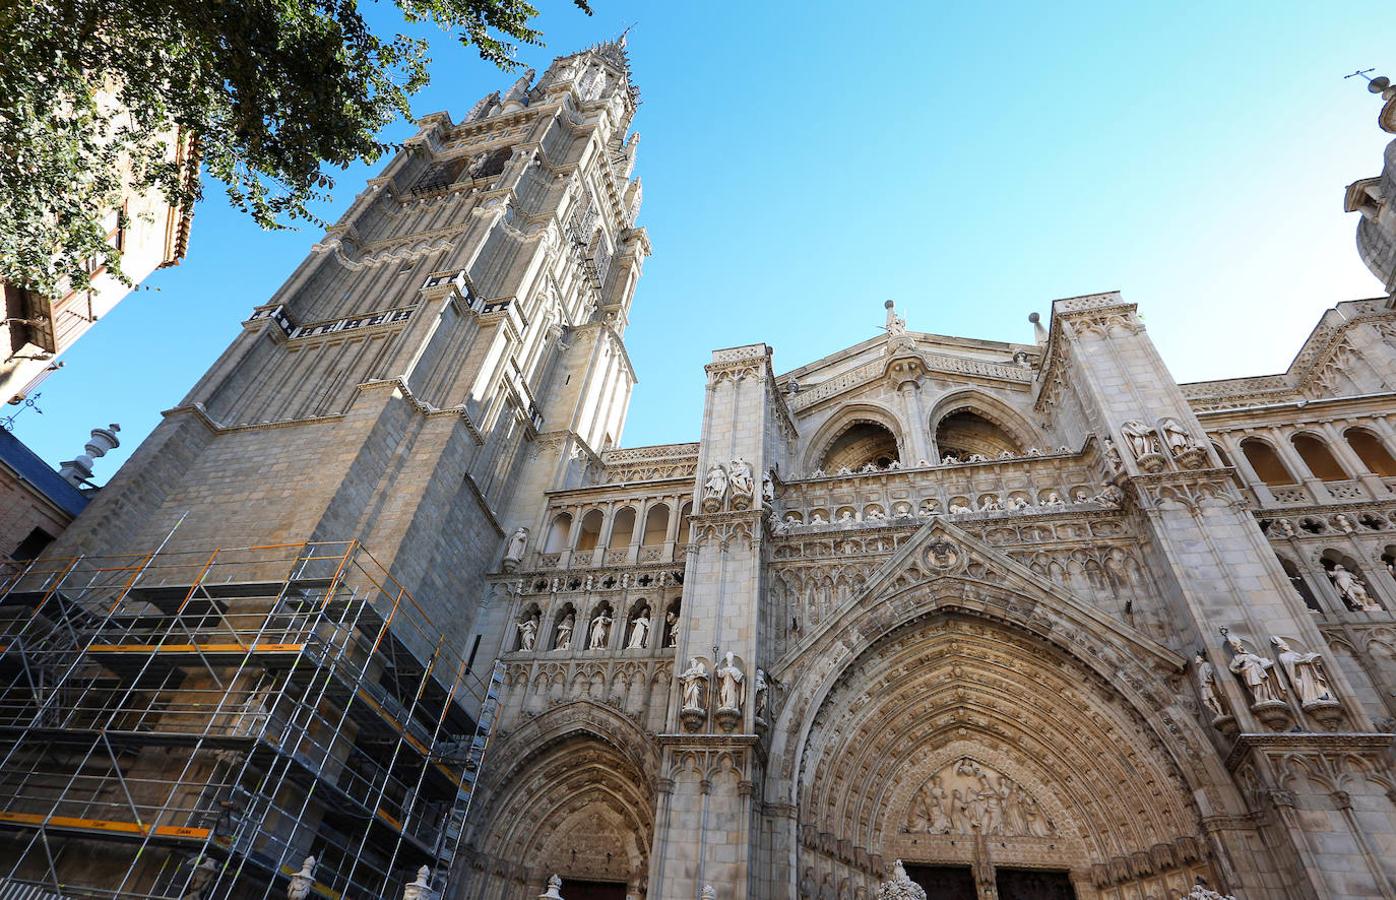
left=0, top=540, right=503, bottom=900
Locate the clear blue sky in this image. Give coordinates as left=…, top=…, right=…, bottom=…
left=12, top=2, right=1395, bottom=477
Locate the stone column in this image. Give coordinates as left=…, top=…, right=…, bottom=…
left=1043, top=293, right=1392, bottom=900
left=649, top=345, right=779, bottom=900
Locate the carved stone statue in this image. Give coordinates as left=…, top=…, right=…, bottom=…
left=700, top=885, right=717, bottom=900
left=184, top=855, right=218, bottom=900
left=588, top=609, right=612, bottom=649
left=1328, top=564, right=1381, bottom=611
left=754, top=667, right=769, bottom=720
left=627, top=608, right=651, bottom=649
left=948, top=502, right=972, bottom=515
left=287, top=857, right=316, bottom=900
left=1094, top=485, right=1124, bottom=509
left=978, top=495, right=1002, bottom=512
left=404, top=866, right=435, bottom=900
left=1072, top=488, right=1090, bottom=504
left=516, top=615, right=538, bottom=651
left=1101, top=437, right=1124, bottom=472
left=1193, top=651, right=1225, bottom=718
left=1272, top=637, right=1336, bottom=707
left=1334, top=513, right=1356, bottom=534
left=762, top=471, right=775, bottom=504
left=1160, top=418, right=1197, bottom=455
left=502, top=527, right=529, bottom=571
left=1183, top=878, right=1238, bottom=900
left=1121, top=420, right=1160, bottom=460
left=1226, top=637, right=1285, bottom=705
left=702, top=463, right=728, bottom=511
left=875, top=860, right=927, bottom=900
left=679, top=657, right=709, bottom=710
left=664, top=610, right=679, bottom=647
left=554, top=613, right=574, bottom=650
left=539, top=874, right=565, bottom=900
left=1008, top=495, right=1031, bottom=512
left=1272, top=518, right=1296, bottom=538
left=1040, top=491, right=1064, bottom=507
left=729, top=458, right=755, bottom=509
left=716, top=651, right=745, bottom=711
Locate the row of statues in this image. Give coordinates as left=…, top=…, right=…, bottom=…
left=777, top=484, right=1124, bottom=532
left=1194, top=635, right=1338, bottom=717
left=516, top=606, right=680, bottom=652
left=904, top=760, right=1053, bottom=838
left=1118, top=417, right=1205, bottom=471
left=678, top=653, right=769, bottom=719
left=805, top=445, right=1077, bottom=479
left=704, top=458, right=767, bottom=511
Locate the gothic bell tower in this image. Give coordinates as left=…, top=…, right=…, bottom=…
left=48, top=35, right=651, bottom=645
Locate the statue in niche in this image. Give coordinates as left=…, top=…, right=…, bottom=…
left=1271, top=637, right=1336, bottom=707
left=1008, top=495, right=1031, bottom=512
left=1072, top=488, right=1090, bottom=504
left=762, top=471, right=775, bottom=504
left=1272, top=518, right=1296, bottom=538
left=678, top=657, right=708, bottom=710
left=664, top=610, right=679, bottom=647
left=1192, top=651, right=1226, bottom=718
left=702, top=463, right=728, bottom=511
left=1025, top=447, right=1043, bottom=456
left=716, top=651, right=745, bottom=711
left=874, top=860, right=926, bottom=900
left=1100, top=437, right=1124, bottom=472
left=502, top=527, right=528, bottom=571
left=1226, top=637, right=1285, bottom=705
left=978, top=495, right=1002, bottom=512
left=729, top=458, right=755, bottom=509
left=588, top=608, right=612, bottom=649
left=516, top=615, right=538, bottom=651
left=1334, top=513, right=1356, bottom=534
left=553, top=612, right=574, bottom=650
left=1121, top=420, right=1160, bottom=460
left=1328, top=564, right=1381, bottom=611
left=627, top=607, right=651, bottom=649
left=1040, top=491, right=1065, bottom=507
left=1094, top=485, right=1124, bottom=508
left=948, top=502, right=972, bottom=515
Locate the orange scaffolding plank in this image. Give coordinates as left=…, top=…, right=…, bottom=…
left=87, top=642, right=305, bottom=655
left=0, top=810, right=209, bottom=841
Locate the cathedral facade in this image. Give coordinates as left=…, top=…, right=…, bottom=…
left=4, top=40, right=1396, bottom=900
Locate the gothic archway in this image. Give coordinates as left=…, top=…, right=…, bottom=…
left=769, top=521, right=1256, bottom=900
left=463, top=702, right=658, bottom=899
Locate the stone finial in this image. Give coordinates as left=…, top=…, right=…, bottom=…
left=404, top=866, right=436, bottom=900
left=1028, top=311, right=1048, bottom=344
left=539, top=874, right=565, bottom=900
left=58, top=423, right=120, bottom=487
left=287, top=856, right=315, bottom=900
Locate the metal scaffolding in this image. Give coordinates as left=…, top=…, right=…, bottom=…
left=0, top=540, right=502, bottom=899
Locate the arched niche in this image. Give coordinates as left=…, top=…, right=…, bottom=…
left=609, top=506, right=636, bottom=549
left=1346, top=427, right=1396, bottom=477
left=1239, top=438, right=1295, bottom=486
left=544, top=513, right=573, bottom=553
left=1278, top=556, right=1321, bottom=612
left=927, top=392, right=1039, bottom=460
left=803, top=405, right=906, bottom=474
left=642, top=504, right=669, bottom=546
left=576, top=509, right=604, bottom=552
left=462, top=703, right=657, bottom=900
left=1291, top=433, right=1348, bottom=482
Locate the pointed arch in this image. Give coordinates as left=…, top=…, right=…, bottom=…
left=802, top=403, right=907, bottom=474
left=926, top=390, right=1042, bottom=459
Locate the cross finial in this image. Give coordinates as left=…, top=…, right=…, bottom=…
left=1345, top=68, right=1377, bottom=82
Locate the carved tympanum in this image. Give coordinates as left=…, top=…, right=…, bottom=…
left=903, top=758, right=1054, bottom=837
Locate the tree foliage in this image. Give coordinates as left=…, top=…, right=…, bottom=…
left=0, top=0, right=589, bottom=297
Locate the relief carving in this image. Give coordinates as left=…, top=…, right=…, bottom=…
left=902, top=758, right=1054, bottom=837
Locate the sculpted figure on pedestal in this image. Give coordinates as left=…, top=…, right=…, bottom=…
left=1040, top=491, right=1064, bottom=508
left=1161, top=418, right=1197, bottom=454
left=762, top=471, right=775, bottom=504
left=516, top=615, right=538, bottom=651
left=1226, top=637, right=1285, bottom=705
left=184, top=856, right=218, bottom=900
left=1329, top=564, right=1381, bottom=611
left=1193, top=651, right=1226, bottom=718
left=702, top=463, right=728, bottom=511
left=716, top=651, right=745, bottom=711
left=679, top=657, right=709, bottom=711
left=502, top=527, right=529, bottom=571
left=1121, top=420, right=1160, bottom=460
left=1272, top=637, right=1336, bottom=707
left=754, top=667, right=769, bottom=720
left=554, top=613, right=575, bottom=650
left=627, top=607, right=651, bottom=649
left=588, top=609, right=612, bottom=649
left=664, top=610, right=679, bottom=648
left=729, top=458, right=755, bottom=509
